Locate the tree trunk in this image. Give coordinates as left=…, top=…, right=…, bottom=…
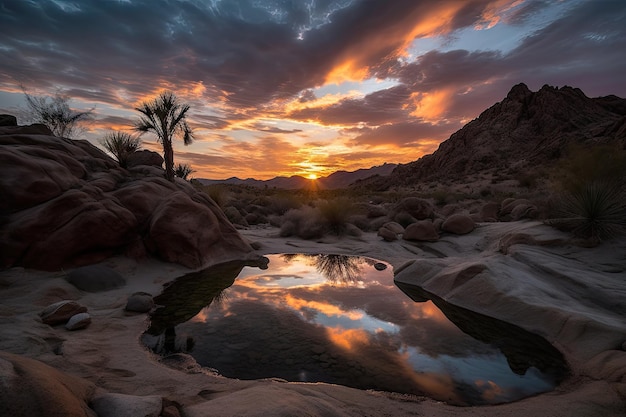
left=163, top=139, right=174, bottom=181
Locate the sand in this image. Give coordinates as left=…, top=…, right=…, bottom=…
left=1, top=220, right=625, bottom=416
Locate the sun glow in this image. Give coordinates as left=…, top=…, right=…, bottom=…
left=307, top=173, right=318, bottom=180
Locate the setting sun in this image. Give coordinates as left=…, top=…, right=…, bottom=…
left=308, top=173, right=318, bottom=180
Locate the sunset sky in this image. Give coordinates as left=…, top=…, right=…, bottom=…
left=1, top=0, right=625, bottom=180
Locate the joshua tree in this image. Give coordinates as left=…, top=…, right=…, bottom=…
left=134, top=91, right=193, bottom=181
left=100, top=131, right=142, bottom=168
left=22, top=88, right=94, bottom=138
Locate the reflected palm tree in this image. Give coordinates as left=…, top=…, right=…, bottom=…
left=314, top=254, right=363, bottom=284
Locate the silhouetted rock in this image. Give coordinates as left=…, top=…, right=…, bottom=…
left=0, top=114, right=17, bottom=126
left=0, top=124, right=252, bottom=270
left=126, top=150, right=164, bottom=168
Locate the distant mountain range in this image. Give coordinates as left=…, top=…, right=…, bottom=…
left=198, top=163, right=397, bottom=189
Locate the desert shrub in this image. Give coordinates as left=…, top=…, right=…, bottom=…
left=100, top=131, right=142, bottom=168
left=204, top=185, right=229, bottom=208
left=22, top=88, right=94, bottom=138
left=279, top=206, right=325, bottom=239
left=268, top=194, right=303, bottom=215
left=317, top=197, right=355, bottom=235
left=223, top=206, right=248, bottom=227
left=548, top=144, right=626, bottom=242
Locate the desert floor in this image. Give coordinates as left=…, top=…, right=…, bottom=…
left=1, top=220, right=625, bottom=416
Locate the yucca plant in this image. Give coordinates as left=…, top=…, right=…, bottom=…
left=174, top=163, right=195, bottom=180
left=100, top=131, right=142, bottom=168
left=549, top=181, right=626, bottom=243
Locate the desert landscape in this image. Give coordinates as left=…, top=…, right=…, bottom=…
left=1, top=1, right=626, bottom=416
left=1, top=81, right=626, bottom=416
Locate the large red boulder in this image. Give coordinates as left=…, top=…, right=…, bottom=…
left=0, top=124, right=252, bottom=270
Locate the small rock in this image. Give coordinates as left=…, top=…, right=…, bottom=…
left=65, top=313, right=91, bottom=330
left=125, top=292, right=154, bottom=313
left=66, top=265, right=126, bottom=292
left=39, top=300, right=88, bottom=325
left=91, top=393, right=162, bottom=417
left=377, top=227, right=398, bottom=242
left=374, top=262, right=387, bottom=271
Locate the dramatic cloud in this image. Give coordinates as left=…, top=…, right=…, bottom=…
left=1, top=0, right=624, bottom=179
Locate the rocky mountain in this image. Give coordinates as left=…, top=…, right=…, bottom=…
left=199, top=163, right=397, bottom=189
left=373, top=83, right=626, bottom=188
left=0, top=118, right=252, bottom=270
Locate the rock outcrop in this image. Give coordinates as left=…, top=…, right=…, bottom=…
left=380, top=84, right=626, bottom=186
left=0, top=124, right=252, bottom=270
left=0, top=351, right=96, bottom=417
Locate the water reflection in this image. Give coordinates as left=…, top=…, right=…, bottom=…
left=144, top=254, right=568, bottom=406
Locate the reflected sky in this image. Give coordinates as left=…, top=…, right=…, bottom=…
left=145, top=254, right=566, bottom=406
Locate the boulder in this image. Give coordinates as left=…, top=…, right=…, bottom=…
left=66, top=265, right=126, bottom=292
left=126, top=150, right=164, bottom=168
left=90, top=393, right=162, bottom=417
left=511, top=203, right=539, bottom=220
left=402, top=220, right=439, bottom=242
left=377, top=227, right=397, bottom=242
left=0, top=126, right=253, bottom=270
left=381, top=221, right=404, bottom=234
left=478, top=201, right=500, bottom=222
left=65, top=313, right=91, bottom=330
left=39, top=300, right=88, bottom=325
left=0, top=351, right=96, bottom=417
left=125, top=292, right=154, bottom=313
left=442, top=213, right=475, bottom=235
left=394, top=197, right=434, bottom=220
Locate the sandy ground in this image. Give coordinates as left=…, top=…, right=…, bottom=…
left=1, top=220, right=625, bottom=416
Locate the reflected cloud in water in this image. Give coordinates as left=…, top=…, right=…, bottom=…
left=144, top=254, right=567, bottom=406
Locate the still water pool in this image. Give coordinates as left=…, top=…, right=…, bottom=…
left=143, top=254, right=567, bottom=406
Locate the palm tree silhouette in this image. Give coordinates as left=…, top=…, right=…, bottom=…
left=134, top=91, right=194, bottom=181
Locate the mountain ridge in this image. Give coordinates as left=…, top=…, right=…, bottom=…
left=198, top=163, right=397, bottom=189
left=364, top=83, right=626, bottom=189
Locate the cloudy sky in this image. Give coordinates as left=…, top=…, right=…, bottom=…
left=1, top=0, right=625, bottom=179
